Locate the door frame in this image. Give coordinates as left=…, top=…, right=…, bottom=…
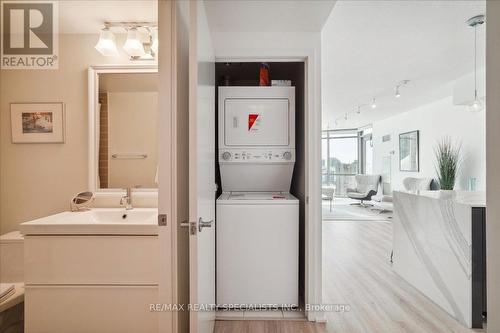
left=215, top=53, right=323, bottom=322
left=157, top=1, right=181, bottom=332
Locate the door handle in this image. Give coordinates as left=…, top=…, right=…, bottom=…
left=198, top=217, right=213, bottom=232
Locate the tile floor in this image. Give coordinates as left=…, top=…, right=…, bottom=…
left=216, top=309, right=306, bottom=321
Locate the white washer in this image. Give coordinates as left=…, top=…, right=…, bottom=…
left=216, top=192, right=299, bottom=306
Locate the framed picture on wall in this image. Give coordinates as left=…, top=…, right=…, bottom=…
left=399, top=130, right=419, bottom=172
left=10, top=103, right=65, bottom=143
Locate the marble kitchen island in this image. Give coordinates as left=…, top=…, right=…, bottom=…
left=393, top=191, right=486, bottom=329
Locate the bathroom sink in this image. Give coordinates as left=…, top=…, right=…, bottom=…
left=89, top=209, right=157, bottom=224
left=20, top=208, right=159, bottom=235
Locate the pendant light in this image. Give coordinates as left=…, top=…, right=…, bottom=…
left=467, top=15, right=485, bottom=113
left=123, top=27, right=146, bottom=57
left=95, top=27, right=118, bottom=56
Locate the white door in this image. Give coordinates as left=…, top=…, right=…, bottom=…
left=188, top=1, right=216, bottom=333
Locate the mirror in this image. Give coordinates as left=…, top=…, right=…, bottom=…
left=92, top=68, right=158, bottom=190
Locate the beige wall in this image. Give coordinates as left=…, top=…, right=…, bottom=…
left=486, top=1, right=500, bottom=332
left=0, top=34, right=140, bottom=234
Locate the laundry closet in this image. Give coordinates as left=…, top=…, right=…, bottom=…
left=214, top=62, right=306, bottom=309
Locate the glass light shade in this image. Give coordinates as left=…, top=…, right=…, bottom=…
left=123, top=28, right=146, bottom=57
left=95, top=28, right=118, bottom=56
left=151, top=28, right=159, bottom=55
left=468, top=98, right=484, bottom=112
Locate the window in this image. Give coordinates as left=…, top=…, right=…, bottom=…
left=322, top=129, right=359, bottom=197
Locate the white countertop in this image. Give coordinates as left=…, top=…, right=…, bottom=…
left=394, top=190, right=486, bottom=207
left=20, top=208, right=159, bottom=235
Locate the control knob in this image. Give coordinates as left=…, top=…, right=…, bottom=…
left=222, top=151, right=232, bottom=161
left=283, top=151, right=292, bottom=160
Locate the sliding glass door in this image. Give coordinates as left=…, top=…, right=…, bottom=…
left=322, top=130, right=359, bottom=197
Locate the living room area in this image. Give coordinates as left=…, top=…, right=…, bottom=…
left=321, top=1, right=485, bottom=222
left=320, top=1, right=487, bottom=332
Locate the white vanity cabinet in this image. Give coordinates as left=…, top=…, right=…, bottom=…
left=24, top=235, right=158, bottom=284
left=20, top=209, right=160, bottom=333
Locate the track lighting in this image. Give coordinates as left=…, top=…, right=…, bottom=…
left=394, top=80, right=410, bottom=98
left=332, top=80, right=411, bottom=127
left=95, top=27, right=118, bottom=56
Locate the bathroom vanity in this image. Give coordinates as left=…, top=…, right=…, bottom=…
left=20, top=208, right=159, bottom=333
left=393, top=191, right=486, bottom=329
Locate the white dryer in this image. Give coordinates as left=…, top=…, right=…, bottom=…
left=216, top=86, right=299, bottom=307
left=218, top=86, right=296, bottom=192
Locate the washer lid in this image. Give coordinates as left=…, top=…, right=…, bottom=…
left=217, top=192, right=298, bottom=204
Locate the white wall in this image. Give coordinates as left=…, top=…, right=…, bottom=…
left=212, top=31, right=320, bottom=60
left=372, top=96, right=486, bottom=192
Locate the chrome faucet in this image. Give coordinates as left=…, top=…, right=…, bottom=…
left=120, top=188, right=133, bottom=210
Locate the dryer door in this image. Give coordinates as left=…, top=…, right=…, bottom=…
left=223, top=98, right=289, bottom=146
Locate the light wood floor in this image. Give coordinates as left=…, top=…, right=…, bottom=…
left=322, top=220, right=483, bottom=333
left=215, top=219, right=484, bottom=333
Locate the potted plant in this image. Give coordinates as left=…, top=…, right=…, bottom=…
left=435, top=137, right=461, bottom=191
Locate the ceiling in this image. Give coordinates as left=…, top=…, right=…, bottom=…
left=204, top=0, right=335, bottom=32
left=322, top=0, right=486, bottom=129
left=59, top=1, right=157, bottom=34
left=58, top=0, right=334, bottom=34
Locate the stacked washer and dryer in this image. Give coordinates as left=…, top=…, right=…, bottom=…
left=216, top=86, right=299, bottom=308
